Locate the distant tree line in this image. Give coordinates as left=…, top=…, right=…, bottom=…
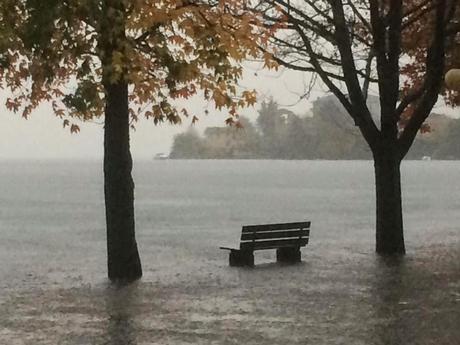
left=170, top=96, right=459, bottom=160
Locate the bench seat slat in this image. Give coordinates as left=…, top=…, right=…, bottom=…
left=242, top=221, right=310, bottom=233
left=241, top=229, right=309, bottom=241
left=240, top=238, right=308, bottom=251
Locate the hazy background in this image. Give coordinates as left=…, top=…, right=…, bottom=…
left=1, top=66, right=457, bottom=160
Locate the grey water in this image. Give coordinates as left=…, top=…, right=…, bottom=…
left=0, top=160, right=459, bottom=344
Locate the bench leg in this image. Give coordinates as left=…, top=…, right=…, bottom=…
left=229, top=250, right=254, bottom=267
left=276, top=247, right=301, bottom=263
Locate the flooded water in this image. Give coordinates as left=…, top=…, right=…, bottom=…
left=0, top=160, right=459, bottom=344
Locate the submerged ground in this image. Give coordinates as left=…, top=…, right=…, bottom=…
left=0, top=160, right=459, bottom=344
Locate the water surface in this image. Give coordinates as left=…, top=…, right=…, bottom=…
left=0, top=160, right=458, bottom=344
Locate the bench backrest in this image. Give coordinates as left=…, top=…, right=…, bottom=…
left=239, top=221, right=310, bottom=251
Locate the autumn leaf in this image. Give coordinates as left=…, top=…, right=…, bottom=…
left=70, top=124, right=80, bottom=134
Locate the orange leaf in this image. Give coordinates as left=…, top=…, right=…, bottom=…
left=70, top=124, right=80, bottom=134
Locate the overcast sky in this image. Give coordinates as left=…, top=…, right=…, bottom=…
left=0, top=66, right=457, bottom=160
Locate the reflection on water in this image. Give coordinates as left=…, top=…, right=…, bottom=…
left=105, top=283, right=139, bottom=345
left=370, top=254, right=460, bottom=345
left=372, top=257, right=409, bottom=345
left=0, top=250, right=458, bottom=344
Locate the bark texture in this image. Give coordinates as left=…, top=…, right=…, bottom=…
left=104, top=81, right=142, bottom=282
left=373, top=149, right=405, bottom=255
left=99, top=0, right=142, bottom=282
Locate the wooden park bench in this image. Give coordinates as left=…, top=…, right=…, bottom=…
left=220, top=221, right=311, bottom=267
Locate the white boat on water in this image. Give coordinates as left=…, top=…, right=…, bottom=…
left=154, top=153, right=169, bottom=160
left=422, top=156, right=432, bottom=161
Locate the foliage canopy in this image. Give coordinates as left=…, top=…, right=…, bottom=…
left=0, top=0, right=280, bottom=130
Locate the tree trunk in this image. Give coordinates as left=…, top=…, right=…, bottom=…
left=104, top=81, right=142, bottom=282
left=373, top=150, right=406, bottom=255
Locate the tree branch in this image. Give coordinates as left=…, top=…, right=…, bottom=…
left=398, top=0, right=449, bottom=159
